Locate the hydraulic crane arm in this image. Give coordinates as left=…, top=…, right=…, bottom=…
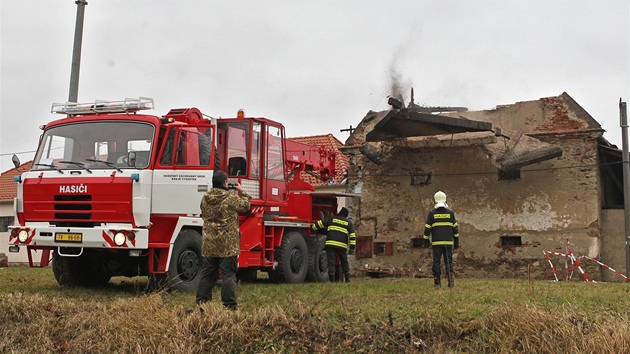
left=284, top=139, right=336, bottom=191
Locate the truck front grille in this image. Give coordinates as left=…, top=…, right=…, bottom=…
left=53, top=194, right=92, bottom=220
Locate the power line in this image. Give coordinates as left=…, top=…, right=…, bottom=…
left=0, top=150, right=37, bottom=157
left=353, top=160, right=621, bottom=178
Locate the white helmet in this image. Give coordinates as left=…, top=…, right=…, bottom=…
left=434, top=191, right=447, bottom=203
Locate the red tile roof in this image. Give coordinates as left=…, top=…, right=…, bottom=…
left=287, top=134, right=348, bottom=186
left=0, top=161, right=32, bottom=201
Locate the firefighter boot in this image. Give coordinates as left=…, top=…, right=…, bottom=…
left=433, top=276, right=441, bottom=287
left=447, top=274, right=454, bottom=288
left=344, top=273, right=351, bottom=283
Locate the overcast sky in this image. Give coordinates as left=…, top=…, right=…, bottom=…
left=1, top=1, right=628, bottom=171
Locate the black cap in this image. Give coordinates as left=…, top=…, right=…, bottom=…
left=212, top=170, right=228, bottom=188
left=338, top=207, right=349, bottom=217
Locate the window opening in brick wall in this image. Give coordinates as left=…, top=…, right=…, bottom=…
left=411, top=237, right=423, bottom=248
left=0, top=216, right=13, bottom=232
left=498, top=169, right=520, bottom=181
left=411, top=172, right=432, bottom=186
left=373, top=242, right=393, bottom=256
left=500, top=236, right=522, bottom=246
left=355, top=235, right=373, bottom=259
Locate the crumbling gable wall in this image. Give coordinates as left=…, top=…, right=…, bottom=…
left=346, top=93, right=608, bottom=280
left=452, top=92, right=602, bottom=134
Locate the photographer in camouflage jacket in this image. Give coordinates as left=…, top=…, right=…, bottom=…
left=196, top=170, right=251, bottom=310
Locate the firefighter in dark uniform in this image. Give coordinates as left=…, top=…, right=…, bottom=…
left=311, top=207, right=356, bottom=282
left=423, top=191, right=459, bottom=288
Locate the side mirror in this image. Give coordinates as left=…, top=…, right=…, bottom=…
left=11, top=154, right=20, bottom=169
left=127, top=151, right=137, bottom=167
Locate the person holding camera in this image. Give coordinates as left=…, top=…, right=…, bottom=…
left=196, top=170, right=251, bottom=310
left=311, top=207, right=356, bottom=283
left=422, top=191, right=459, bottom=288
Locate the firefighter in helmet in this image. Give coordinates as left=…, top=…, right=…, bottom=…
left=422, top=191, right=459, bottom=287
left=311, top=207, right=356, bottom=282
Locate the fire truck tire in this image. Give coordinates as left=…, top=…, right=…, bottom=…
left=166, top=229, right=202, bottom=292
left=306, top=236, right=329, bottom=282
left=272, top=231, right=308, bottom=283
left=237, top=268, right=258, bottom=282
left=52, top=251, right=111, bottom=287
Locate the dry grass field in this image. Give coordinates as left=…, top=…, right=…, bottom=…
left=1, top=266, right=629, bottom=353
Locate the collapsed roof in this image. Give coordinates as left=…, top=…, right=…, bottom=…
left=344, top=94, right=571, bottom=170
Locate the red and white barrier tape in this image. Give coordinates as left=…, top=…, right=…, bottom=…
left=543, top=250, right=559, bottom=282
left=543, top=239, right=628, bottom=282
left=578, top=255, right=630, bottom=282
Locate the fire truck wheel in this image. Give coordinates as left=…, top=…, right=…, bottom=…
left=306, top=235, right=328, bottom=282
left=273, top=231, right=308, bottom=283
left=52, top=251, right=111, bottom=287
left=237, top=268, right=258, bottom=282
left=167, top=229, right=202, bottom=292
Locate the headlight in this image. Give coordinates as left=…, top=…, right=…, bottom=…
left=113, top=232, right=126, bottom=246
left=18, top=230, right=29, bottom=243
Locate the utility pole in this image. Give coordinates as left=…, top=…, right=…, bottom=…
left=340, top=125, right=355, bottom=135
left=68, top=0, right=88, bottom=103
left=620, top=99, right=630, bottom=276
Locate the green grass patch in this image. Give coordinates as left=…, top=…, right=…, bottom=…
left=1, top=266, right=629, bottom=353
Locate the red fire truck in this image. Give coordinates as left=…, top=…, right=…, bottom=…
left=9, top=98, right=340, bottom=291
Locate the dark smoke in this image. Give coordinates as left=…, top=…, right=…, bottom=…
left=388, top=55, right=413, bottom=106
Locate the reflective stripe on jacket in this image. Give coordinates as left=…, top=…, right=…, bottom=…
left=312, top=215, right=356, bottom=250
left=423, top=207, right=459, bottom=247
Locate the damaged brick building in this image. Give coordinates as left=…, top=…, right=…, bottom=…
left=341, top=92, right=625, bottom=281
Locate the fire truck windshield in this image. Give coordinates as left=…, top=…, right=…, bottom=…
left=32, top=121, right=155, bottom=170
